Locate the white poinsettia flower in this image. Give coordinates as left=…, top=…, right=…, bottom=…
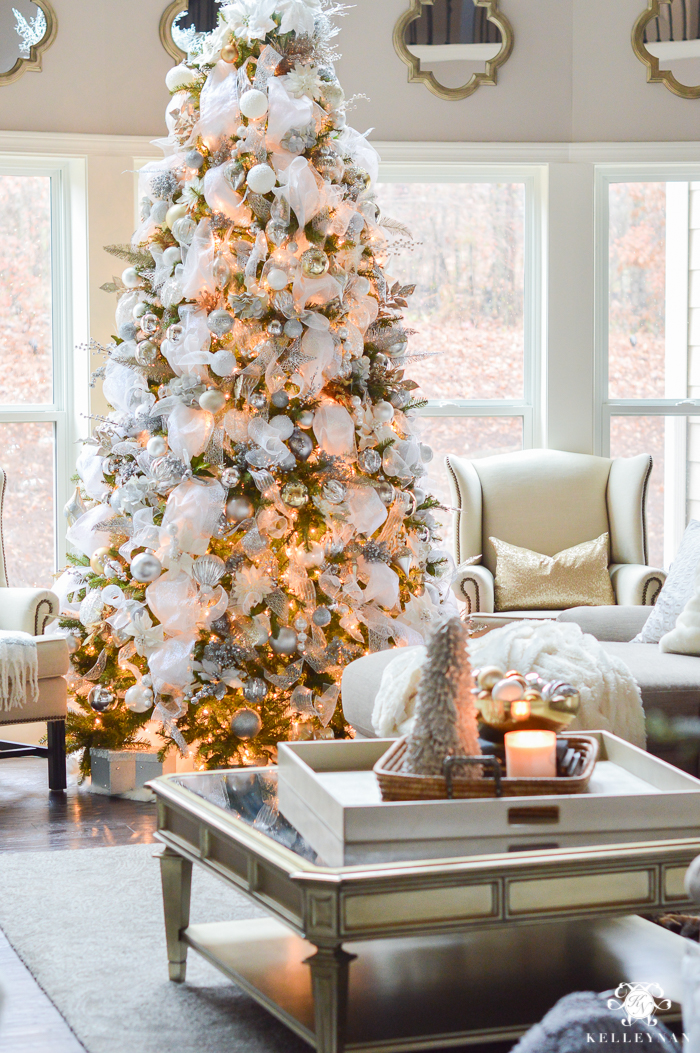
left=221, top=0, right=276, bottom=43
left=276, top=0, right=322, bottom=37
left=285, top=61, right=323, bottom=100
left=180, top=178, right=203, bottom=206
left=125, top=610, right=166, bottom=657
left=231, top=564, right=274, bottom=614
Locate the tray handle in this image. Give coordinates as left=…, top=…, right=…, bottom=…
left=443, top=755, right=503, bottom=799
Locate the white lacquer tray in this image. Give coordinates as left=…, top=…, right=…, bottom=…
left=277, top=734, right=700, bottom=865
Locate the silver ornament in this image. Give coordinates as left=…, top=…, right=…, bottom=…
left=135, top=340, right=158, bottom=366
left=297, top=410, right=314, bottom=429
left=130, top=551, right=162, bottom=582
left=266, top=218, right=288, bottom=246
left=199, top=388, right=227, bottom=413
left=322, top=479, right=346, bottom=504
left=387, top=338, right=408, bottom=358
left=374, top=353, right=388, bottom=368
left=213, top=255, right=232, bottom=288
left=300, top=247, right=329, bottom=278
left=281, top=481, right=308, bottom=508
left=207, top=309, right=234, bottom=336
left=119, top=322, right=138, bottom=341
left=223, top=160, right=246, bottom=192
left=243, top=678, right=268, bottom=703
left=312, top=606, right=332, bottom=627
left=230, top=707, right=263, bottom=740
left=271, top=390, right=289, bottom=409
left=226, top=496, right=255, bottom=522
left=359, top=449, right=382, bottom=474
left=192, top=554, right=226, bottom=588
left=171, top=216, right=196, bottom=245
left=140, top=313, right=160, bottom=335
left=124, top=683, right=154, bottom=713
left=289, top=429, right=314, bottom=461
left=168, top=323, right=184, bottom=342
left=88, top=686, right=115, bottom=713
left=249, top=392, right=268, bottom=410
left=294, top=616, right=309, bottom=631
left=270, top=627, right=298, bottom=654
left=185, top=149, right=205, bottom=169
left=267, top=319, right=283, bottom=336
left=221, top=466, right=240, bottom=488
left=284, top=319, right=304, bottom=338
left=375, top=480, right=395, bottom=506
left=390, top=390, right=407, bottom=408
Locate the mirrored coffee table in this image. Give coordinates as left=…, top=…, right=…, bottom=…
left=150, top=768, right=700, bottom=1052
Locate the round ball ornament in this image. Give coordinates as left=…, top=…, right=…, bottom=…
left=119, top=322, right=138, bottom=342
left=376, top=480, right=395, bottom=506
left=220, top=466, right=240, bottom=488
left=140, top=313, right=160, bottom=335
left=162, top=246, right=182, bottom=269
left=358, top=448, right=382, bottom=474
left=130, top=551, right=163, bottom=583
left=284, top=319, right=304, bottom=338
left=239, top=88, right=268, bottom=120
left=121, top=267, right=140, bottom=289
left=322, top=480, right=346, bottom=504
left=221, top=40, right=239, bottom=63
left=373, top=400, right=394, bottom=423
left=225, top=496, right=254, bottom=522
left=312, top=606, right=332, bottom=628
left=289, top=429, right=314, bottom=461
left=300, top=248, right=329, bottom=278
left=147, top=435, right=168, bottom=458
left=387, top=337, right=408, bottom=358
left=267, top=319, right=284, bottom=336
left=271, top=390, right=289, bottom=409
left=390, top=390, right=407, bottom=409
left=88, top=686, right=115, bottom=713
left=243, top=678, right=268, bottom=703
left=246, top=164, right=276, bottom=195
left=249, top=392, right=268, bottom=411
left=211, top=349, right=237, bottom=377
left=296, top=409, right=314, bottom=429
left=185, top=149, right=205, bottom=169
left=165, top=203, right=189, bottom=230
left=207, top=309, right=234, bottom=336
left=165, top=63, right=197, bottom=92
left=171, top=216, right=196, bottom=245
left=133, top=302, right=148, bottom=320
left=230, top=707, right=263, bottom=740
left=270, top=627, right=298, bottom=654
left=124, top=683, right=154, bottom=714
left=281, top=481, right=308, bottom=508
left=269, top=415, right=294, bottom=440
left=199, top=388, right=227, bottom=413
left=151, top=200, right=169, bottom=225
left=89, top=547, right=112, bottom=576
left=266, top=219, right=288, bottom=247
left=267, top=268, right=289, bottom=291
left=135, top=340, right=158, bottom=366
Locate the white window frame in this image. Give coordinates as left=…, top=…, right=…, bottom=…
left=0, top=154, right=89, bottom=574
left=374, top=155, right=545, bottom=451
left=594, top=162, right=700, bottom=566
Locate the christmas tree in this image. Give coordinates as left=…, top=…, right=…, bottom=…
left=57, top=0, right=451, bottom=775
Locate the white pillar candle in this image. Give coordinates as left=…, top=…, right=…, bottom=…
left=505, top=730, right=557, bottom=778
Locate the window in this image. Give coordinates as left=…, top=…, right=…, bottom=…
left=597, top=168, right=700, bottom=569
left=0, top=157, right=87, bottom=588
left=374, top=166, right=541, bottom=544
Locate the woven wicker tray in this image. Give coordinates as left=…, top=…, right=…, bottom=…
left=374, top=733, right=599, bottom=801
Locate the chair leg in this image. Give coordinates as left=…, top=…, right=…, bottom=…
left=47, top=720, right=66, bottom=792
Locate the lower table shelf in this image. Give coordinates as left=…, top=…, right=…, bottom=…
left=183, top=913, right=684, bottom=1051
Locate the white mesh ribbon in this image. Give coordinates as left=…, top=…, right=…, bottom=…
left=338, top=126, right=380, bottom=185
left=119, top=506, right=160, bottom=561
left=66, top=504, right=114, bottom=558
left=345, top=486, right=388, bottom=536
left=203, top=164, right=252, bottom=224
left=147, top=632, right=198, bottom=692
left=313, top=401, right=356, bottom=458
left=248, top=417, right=291, bottom=467
left=102, top=360, right=149, bottom=416
left=295, top=327, right=337, bottom=392
left=197, top=59, right=241, bottom=147
left=53, top=569, right=85, bottom=614
left=167, top=402, right=215, bottom=463
left=161, top=478, right=225, bottom=554
left=266, top=77, right=313, bottom=148
left=275, top=155, right=321, bottom=230
left=76, top=444, right=108, bottom=501
left=180, top=219, right=217, bottom=300
left=357, top=556, right=399, bottom=609
left=313, top=684, right=340, bottom=727
left=293, top=272, right=343, bottom=313
left=161, top=308, right=213, bottom=377
left=146, top=571, right=201, bottom=635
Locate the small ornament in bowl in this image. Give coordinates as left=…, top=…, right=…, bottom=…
left=472, top=666, right=580, bottom=734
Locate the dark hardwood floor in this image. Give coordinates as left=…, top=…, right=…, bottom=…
left=0, top=757, right=518, bottom=1053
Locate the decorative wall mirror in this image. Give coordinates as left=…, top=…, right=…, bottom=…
left=160, top=0, right=219, bottom=63
left=393, top=0, right=513, bottom=101
left=633, top=0, right=700, bottom=99
left=0, top=0, right=56, bottom=85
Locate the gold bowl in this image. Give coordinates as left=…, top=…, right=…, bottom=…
left=472, top=665, right=580, bottom=734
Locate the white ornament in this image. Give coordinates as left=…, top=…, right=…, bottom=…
left=147, top=436, right=168, bottom=457
left=239, top=88, right=269, bottom=120
left=121, top=267, right=140, bottom=288
left=247, top=164, right=276, bottom=195
left=373, top=400, right=394, bottom=423
left=130, top=552, right=162, bottom=583
left=165, top=203, right=188, bottom=230
left=162, top=246, right=182, bottom=269
left=211, top=349, right=237, bottom=377
left=124, top=683, right=154, bottom=713
left=165, top=64, right=197, bottom=92
left=267, top=267, right=289, bottom=290
left=269, top=415, right=294, bottom=440
left=299, top=541, right=325, bottom=568
left=199, top=389, right=227, bottom=413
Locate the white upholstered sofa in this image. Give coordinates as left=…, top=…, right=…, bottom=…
left=446, top=449, right=665, bottom=618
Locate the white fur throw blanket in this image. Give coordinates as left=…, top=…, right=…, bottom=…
left=372, top=620, right=645, bottom=748
left=0, top=631, right=38, bottom=712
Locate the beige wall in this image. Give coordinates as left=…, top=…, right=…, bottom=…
left=1, top=0, right=700, bottom=143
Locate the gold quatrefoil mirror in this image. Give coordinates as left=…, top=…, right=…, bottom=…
left=633, top=0, right=700, bottom=99
left=0, top=0, right=56, bottom=85
left=393, top=0, right=513, bottom=101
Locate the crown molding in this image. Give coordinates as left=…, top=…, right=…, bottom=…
left=0, top=130, right=161, bottom=157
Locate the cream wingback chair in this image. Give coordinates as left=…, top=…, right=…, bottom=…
left=446, top=449, right=665, bottom=619
left=0, top=469, right=69, bottom=791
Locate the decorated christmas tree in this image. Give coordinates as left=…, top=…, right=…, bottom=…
left=57, top=0, right=452, bottom=774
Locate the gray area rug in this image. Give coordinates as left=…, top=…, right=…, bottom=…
left=0, top=843, right=310, bottom=1053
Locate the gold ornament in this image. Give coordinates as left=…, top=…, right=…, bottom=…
left=300, top=248, right=330, bottom=278
left=221, top=41, right=239, bottom=63
left=90, top=547, right=112, bottom=576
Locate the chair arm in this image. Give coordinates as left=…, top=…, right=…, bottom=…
left=609, top=564, right=666, bottom=607
left=0, top=589, right=60, bottom=635
left=450, top=564, right=495, bottom=615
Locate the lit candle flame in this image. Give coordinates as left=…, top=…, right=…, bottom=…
left=510, top=700, right=531, bottom=720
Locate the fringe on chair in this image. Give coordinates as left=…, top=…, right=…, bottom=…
left=0, top=631, right=39, bottom=711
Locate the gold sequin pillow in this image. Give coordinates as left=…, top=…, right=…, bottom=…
left=490, top=533, right=615, bottom=611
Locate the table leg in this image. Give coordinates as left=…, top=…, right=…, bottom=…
left=159, top=847, right=192, bottom=983
left=304, top=944, right=356, bottom=1053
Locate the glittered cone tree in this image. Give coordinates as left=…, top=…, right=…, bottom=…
left=58, top=0, right=452, bottom=775
left=402, top=617, right=480, bottom=777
